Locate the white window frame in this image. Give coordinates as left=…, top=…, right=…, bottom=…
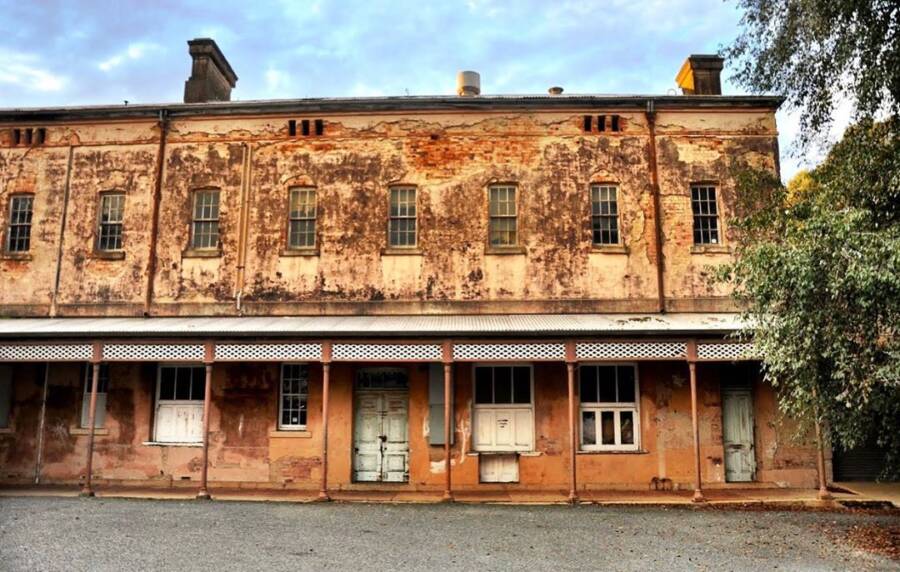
left=287, top=187, right=317, bottom=250
left=388, top=186, right=417, bottom=248
left=579, top=363, right=641, bottom=452
left=80, top=363, right=109, bottom=429
left=153, top=363, right=206, bottom=443
left=472, top=363, right=535, bottom=452
left=190, top=189, right=220, bottom=250
left=278, top=363, right=309, bottom=430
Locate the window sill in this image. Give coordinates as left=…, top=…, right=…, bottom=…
left=577, top=449, right=648, bottom=455
left=280, top=248, right=319, bottom=257
left=0, top=252, right=32, bottom=261
left=269, top=429, right=312, bottom=438
left=468, top=450, right=536, bottom=456
left=70, top=427, right=109, bottom=436
left=89, top=251, right=125, bottom=261
left=485, top=246, right=526, bottom=255
left=182, top=248, right=222, bottom=259
left=142, top=441, right=202, bottom=447
left=690, top=244, right=730, bottom=255
left=591, top=244, right=629, bottom=255
left=381, top=247, right=422, bottom=256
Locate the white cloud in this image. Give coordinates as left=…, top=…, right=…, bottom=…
left=98, top=42, right=161, bottom=72
left=0, top=49, right=66, bottom=92
left=264, top=68, right=293, bottom=97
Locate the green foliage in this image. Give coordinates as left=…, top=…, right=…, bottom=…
left=725, top=0, right=900, bottom=149
left=721, top=119, right=900, bottom=476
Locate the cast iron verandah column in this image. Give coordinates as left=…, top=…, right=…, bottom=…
left=197, top=342, right=214, bottom=500
left=687, top=339, right=706, bottom=503
left=318, top=342, right=332, bottom=501
left=566, top=341, right=578, bottom=504
left=442, top=341, right=453, bottom=502
left=79, top=342, right=103, bottom=497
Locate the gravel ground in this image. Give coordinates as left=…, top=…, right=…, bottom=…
left=0, top=497, right=898, bottom=571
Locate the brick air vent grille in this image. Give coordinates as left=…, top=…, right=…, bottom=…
left=289, top=119, right=325, bottom=137
left=103, top=344, right=205, bottom=362
left=332, top=343, right=443, bottom=361
left=215, top=343, right=322, bottom=362
left=453, top=343, right=566, bottom=361
left=9, top=128, right=46, bottom=147
left=582, top=115, right=623, bottom=133
left=576, top=342, right=687, bottom=360
left=0, top=344, right=93, bottom=361
left=696, top=343, right=756, bottom=361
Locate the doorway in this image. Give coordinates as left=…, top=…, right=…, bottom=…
left=721, top=383, right=756, bottom=482
left=353, top=368, right=409, bottom=483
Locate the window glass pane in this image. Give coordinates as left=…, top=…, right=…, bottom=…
left=620, top=411, right=635, bottom=445
left=513, top=367, right=530, bottom=404
left=597, top=366, right=617, bottom=402
left=159, top=368, right=176, bottom=400
left=601, top=411, right=615, bottom=445
left=582, top=411, right=596, bottom=446
left=494, top=367, right=512, bottom=404
left=579, top=366, right=598, bottom=402
left=191, top=368, right=206, bottom=400
left=617, top=366, right=636, bottom=403
left=175, top=367, right=192, bottom=400
left=474, top=368, right=493, bottom=404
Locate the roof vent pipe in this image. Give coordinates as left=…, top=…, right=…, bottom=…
left=456, top=71, right=481, bottom=96
left=548, top=86, right=564, bottom=95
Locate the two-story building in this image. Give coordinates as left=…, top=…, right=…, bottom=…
left=0, top=39, right=826, bottom=501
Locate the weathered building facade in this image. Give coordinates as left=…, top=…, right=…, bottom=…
left=0, top=40, right=824, bottom=501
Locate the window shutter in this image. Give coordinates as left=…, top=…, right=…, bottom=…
left=428, top=363, right=454, bottom=445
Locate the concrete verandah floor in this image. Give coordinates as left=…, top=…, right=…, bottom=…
left=1, top=483, right=895, bottom=507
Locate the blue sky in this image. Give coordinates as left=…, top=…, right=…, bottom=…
left=0, top=0, right=818, bottom=178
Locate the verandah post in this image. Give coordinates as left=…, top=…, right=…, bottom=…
left=197, top=342, right=214, bottom=500
left=442, top=340, right=453, bottom=502
left=318, top=341, right=332, bottom=501
left=79, top=342, right=103, bottom=498
left=687, top=339, right=705, bottom=503
left=566, top=341, right=578, bottom=504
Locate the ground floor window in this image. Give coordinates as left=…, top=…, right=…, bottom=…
left=579, top=364, right=640, bottom=451
left=80, top=363, right=110, bottom=429
left=154, top=365, right=205, bottom=443
left=472, top=365, right=534, bottom=452
left=279, top=364, right=309, bottom=430
left=0, top=365, right=11, bottom=429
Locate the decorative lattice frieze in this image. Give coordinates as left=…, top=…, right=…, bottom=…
left=332, top=343, right=443, bottom=361
left=576, top=342, right=687, bottom=361
left=0, top=344, right=93, bottom=362
left=452, top=343, right=566, bottom=361
left=214, top=343, right=322, bottom=362
left=102, top=344, right=205, bottom=362
left=696, top=342, right=756, bottom=361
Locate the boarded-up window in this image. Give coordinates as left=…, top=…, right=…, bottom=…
left=154, top=365, right=205, bottom=443
left=80, top=364, right=110, bottom=429
left=0, top=365, right=11, bottom=428
left=428, top=364, right=454, bottom=445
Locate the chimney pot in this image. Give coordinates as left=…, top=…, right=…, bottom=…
left=548, top=86, right=564, bottom=95
left=184, top=38, right=239, bottom=104
left=456, top=71, right=481, bottom=96
left=675, top=54, right=724, bottom=95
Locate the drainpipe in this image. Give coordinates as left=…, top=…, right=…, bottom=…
left=33, top=363, right=50, bottom=484
left=49, top=146, right=74, bottom=317
left=233, top=142, right=253, bottom=313
left=143, top=110, right=169, bottom=317
left=645, top=99, right=666, bottom=314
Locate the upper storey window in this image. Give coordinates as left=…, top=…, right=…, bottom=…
left=691, top=184, right=720, bottom=245
left=6, top=195, right=33, bottom=253
left=191, top=189, right=220, bottom=250
left=97, top=192, right=125, bottom=252
left=591, top=184, right=619, bottom=245
left=388, top=187, right=417, bottom=248
left=488, top=184, right=517, bottom=247
left=288, top=187, right=317, bottom=249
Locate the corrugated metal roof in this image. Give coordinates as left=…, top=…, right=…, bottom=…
left=0, top=314, right=745, bottom=338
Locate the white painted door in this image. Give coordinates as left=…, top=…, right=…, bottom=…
left=353, top=391, right=409, bottom=482
left=473, top=408, right=534, bottom=452
left=722, top=388, right=756, bottom=482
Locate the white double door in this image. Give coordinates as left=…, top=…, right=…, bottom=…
left=353, top=390, right=409, bottom=482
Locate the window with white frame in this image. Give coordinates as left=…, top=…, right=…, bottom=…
left=388, top=187, right=417, bottom=248
left=279, top=364, right=309, bottom=430
left=691, top=184, right=720, bottom=245
left=472, top=365, right=534, bottom=452
left=488, top=184, right=518, bottom=247
left=80, top=363, right=110, bottom=429
left=579, top=364, right=640, bottom=451
left=154, top=365, right=206, bottom=443
left=591, top=184, right=620, bottom=245
left=190, top=189, right=220, bottom=250
left=96, top=192, right=125, bottom=251
left=288, top=187, right=316, bottom=249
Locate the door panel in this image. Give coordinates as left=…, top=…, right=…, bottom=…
left=722, top=389, right=756, bottom=482
left=353, top=391, right=409, bottom=482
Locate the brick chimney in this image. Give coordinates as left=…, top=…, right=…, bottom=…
left=675, top=55, right=724, bottom=95
left=183, top=38, right=238, bottom=103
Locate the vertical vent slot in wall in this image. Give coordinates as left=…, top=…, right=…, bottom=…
left=583, top=115, right=592, bottom=132
left=301, top=120, right=311, bottom=136
left=288, top=119, right=297, bottom=136
left=314, top=119, right=324, bottom=136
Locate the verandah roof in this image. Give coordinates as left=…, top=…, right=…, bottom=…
left=0, top=313, right=744, bottom=339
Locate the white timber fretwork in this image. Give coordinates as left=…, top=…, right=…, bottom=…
left=332, top=343, right=442, bottom=361
left=452, top=343, right=566, bottom=361
left=103, top=344, right=205, bottom=362
left=0, top=344, right=93, bottom=362
left=214, top=343, right=322, bottom=362
left=696, top=342, right=756, bottom=361
left=575, top=342, right=687, bottom=361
